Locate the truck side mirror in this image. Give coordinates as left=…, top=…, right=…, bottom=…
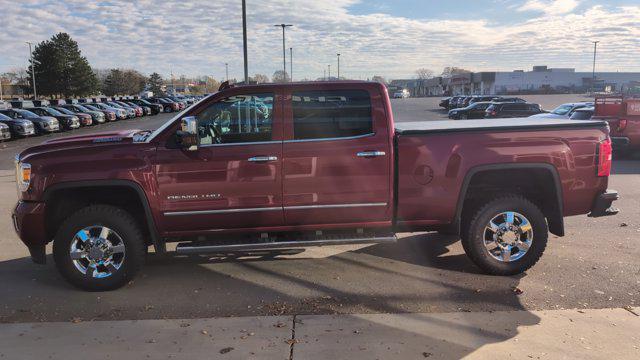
left=177, top=116, right=198, bottom=151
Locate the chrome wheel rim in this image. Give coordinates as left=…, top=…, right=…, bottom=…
left=483, top=211, right=533, bottom=262
left=70, top=226, right=126, bottom=278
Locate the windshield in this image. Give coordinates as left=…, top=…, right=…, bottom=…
left=570, top=109, right=594, bottom=120
left=76, top=105, right=91, bottom=112
left=56, top=107, right=74, bottom=115
left=0, top=113, right=11, bottom=120
left=17, top=109, right=39, bottom=117
left=84, top=105, right=99, bottom=111
left=146, top=94, right=210, bottom=142
left=43, top=108, right=63, bottom=116
left=471, top=103, right=489, bottom=110
left=551, top=104, right=574, bottom=115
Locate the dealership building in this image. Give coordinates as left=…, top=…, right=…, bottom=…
left=391, top=66, right=640, bottom=96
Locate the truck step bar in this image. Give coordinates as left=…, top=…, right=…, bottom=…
left=175, top=233, right=397, bottom=255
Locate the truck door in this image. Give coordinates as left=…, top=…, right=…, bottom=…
left=282, top=86, right=393, bottom=226
left=154, top=89, right=284, bottom=234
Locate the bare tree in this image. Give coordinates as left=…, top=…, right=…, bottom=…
left=415, top=68, right=434, bottom=79
left=272, top=70, right=290, bottom=83
left=441, top=67, right=471, bottom=78
left=252, top=73, right=270, bottom=84
left=415, top=68, right=434, bottom=97
left=371, top=75, right=386, bottom=84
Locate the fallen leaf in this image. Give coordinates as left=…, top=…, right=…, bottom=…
left=512, top=287, right=524, bottom=295
left=219, top=347, right=234, bottom=354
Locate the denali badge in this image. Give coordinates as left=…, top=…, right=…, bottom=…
left=167, top=193, right=222, bottom=201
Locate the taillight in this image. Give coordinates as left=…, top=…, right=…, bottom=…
left=597, top=138, right=612, bottom=177
left=617, top=119, right=628, bottom=132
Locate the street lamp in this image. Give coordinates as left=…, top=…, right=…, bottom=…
left=290, top=47, right=293, bottom=82
left=274, top=24, right=293, bottom=81
left=337, top=53, right=340, bottom=80
left=241, top=0, right=249, bottom=84
left=591, top=41, right=599, bottom=94
left=225, top=63, right=229, bottom=82
left=26, top=41, right=37, bottom=99
left=328, top=64, right=331, bottom=80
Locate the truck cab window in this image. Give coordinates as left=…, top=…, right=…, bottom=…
left=196, top=93, right=273, bottom=145
left=292, top=89, right=373, bottom=140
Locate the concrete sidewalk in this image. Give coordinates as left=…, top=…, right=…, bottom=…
left=0, top=308, right=638, bottom=359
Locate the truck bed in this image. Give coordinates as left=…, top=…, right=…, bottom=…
left=395, top=118, right=607, bottom=135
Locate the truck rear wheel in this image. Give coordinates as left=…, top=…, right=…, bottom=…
left=53, top=205, right=146, bottom=291
left=461, top=195, right=547, bottom=275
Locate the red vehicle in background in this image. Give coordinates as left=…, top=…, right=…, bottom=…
left=593, top=94, right=640, bottom=155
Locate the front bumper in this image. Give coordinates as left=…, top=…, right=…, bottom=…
left=611, top=137, right=630, bottom=150
left=0, top=129, right=11, bottom=140
left=588, top=190, right=619, bottom=217
left=13, top=201, right=48, bottom=264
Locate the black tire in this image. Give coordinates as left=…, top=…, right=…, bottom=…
left=461, top=195, right=547, bottom=275
left=53, top=204, right=146, bottom=291
left=164, top=105, right=173, bottom=113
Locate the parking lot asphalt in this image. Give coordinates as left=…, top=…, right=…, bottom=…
left=0, top=95, right=638, bottom=324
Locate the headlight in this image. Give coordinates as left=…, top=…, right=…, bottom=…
left=16, top=162, right=31, bottom=192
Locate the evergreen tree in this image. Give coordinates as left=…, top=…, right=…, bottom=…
left=27, top=33, right=99, bottom=97
left=147, top=72, right=165, bottom=96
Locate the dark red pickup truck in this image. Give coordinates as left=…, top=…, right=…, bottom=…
left=593, top=94, right=640, bottom=155
left=13, top=81, right=619, bottom=291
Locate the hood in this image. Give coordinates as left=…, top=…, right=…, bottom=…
left=40, top=115, right=58, bottom=123
left=529, top=113, right=565, bottom=119
left=18, top=129, right=144, bottom=162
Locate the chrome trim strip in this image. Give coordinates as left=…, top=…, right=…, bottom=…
left=284, top=203, right=387, bottom=210
left=283, top=132, right=375, bottom=143
left=357, top=151, right=386, bottom=157
left=164, top=207, right=282, bottom=216
left=164, top=203, right=388, bottom=216
left=200, top=140, right=281, bottom=148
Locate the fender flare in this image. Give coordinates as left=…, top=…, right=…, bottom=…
left=453, top=163, right=564, bottom=236
left=43, top=179, right=162, bottom=251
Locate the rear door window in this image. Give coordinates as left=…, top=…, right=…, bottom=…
left=291, top=89, right=373, bottom=140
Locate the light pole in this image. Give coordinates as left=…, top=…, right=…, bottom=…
left=274, top=24, right=292, bottom=81
left=337, top=53, right=340, bottom=80
left=323, top=69, right=326, bottom=81
left=289, top=47, right=293, bottom=82
left=242, top=0, right=249, bottom=84
left=26, top=41, right=37, bottom=99
left=328, top=64, right=331, bottom=80
left=225, top=63, right=229, bottom=82
left=591, top=41, right=599, bottom=94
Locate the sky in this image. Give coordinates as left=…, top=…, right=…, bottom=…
left=0, top=0, right=638, bottom=81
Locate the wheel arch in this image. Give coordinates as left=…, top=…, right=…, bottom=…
left=43, top=180, right=161, bottom=251
left=454, top=163, right=564, bottom=237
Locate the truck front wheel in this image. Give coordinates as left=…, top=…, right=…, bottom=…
left=461, top=195, right=548, bottom=275
left=53, top=204, right=146, bottom=291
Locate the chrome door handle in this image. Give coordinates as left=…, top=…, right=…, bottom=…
left=248, top=156, right=278, bottom=162
left=357, top=151, right=386, bottom=157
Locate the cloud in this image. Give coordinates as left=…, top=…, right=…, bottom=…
left=518, top=0, right=580, bottom=15
left=0, top=0, right=637, bottom=80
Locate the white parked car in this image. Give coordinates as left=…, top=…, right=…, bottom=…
left=529, top=102, right=593, bottom=119
left=393, top=89, right=410, bottom=99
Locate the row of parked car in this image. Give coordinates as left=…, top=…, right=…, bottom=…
left=0, top=95, right=202, bottom=141
left=440, top=95, right=594, bottom=121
